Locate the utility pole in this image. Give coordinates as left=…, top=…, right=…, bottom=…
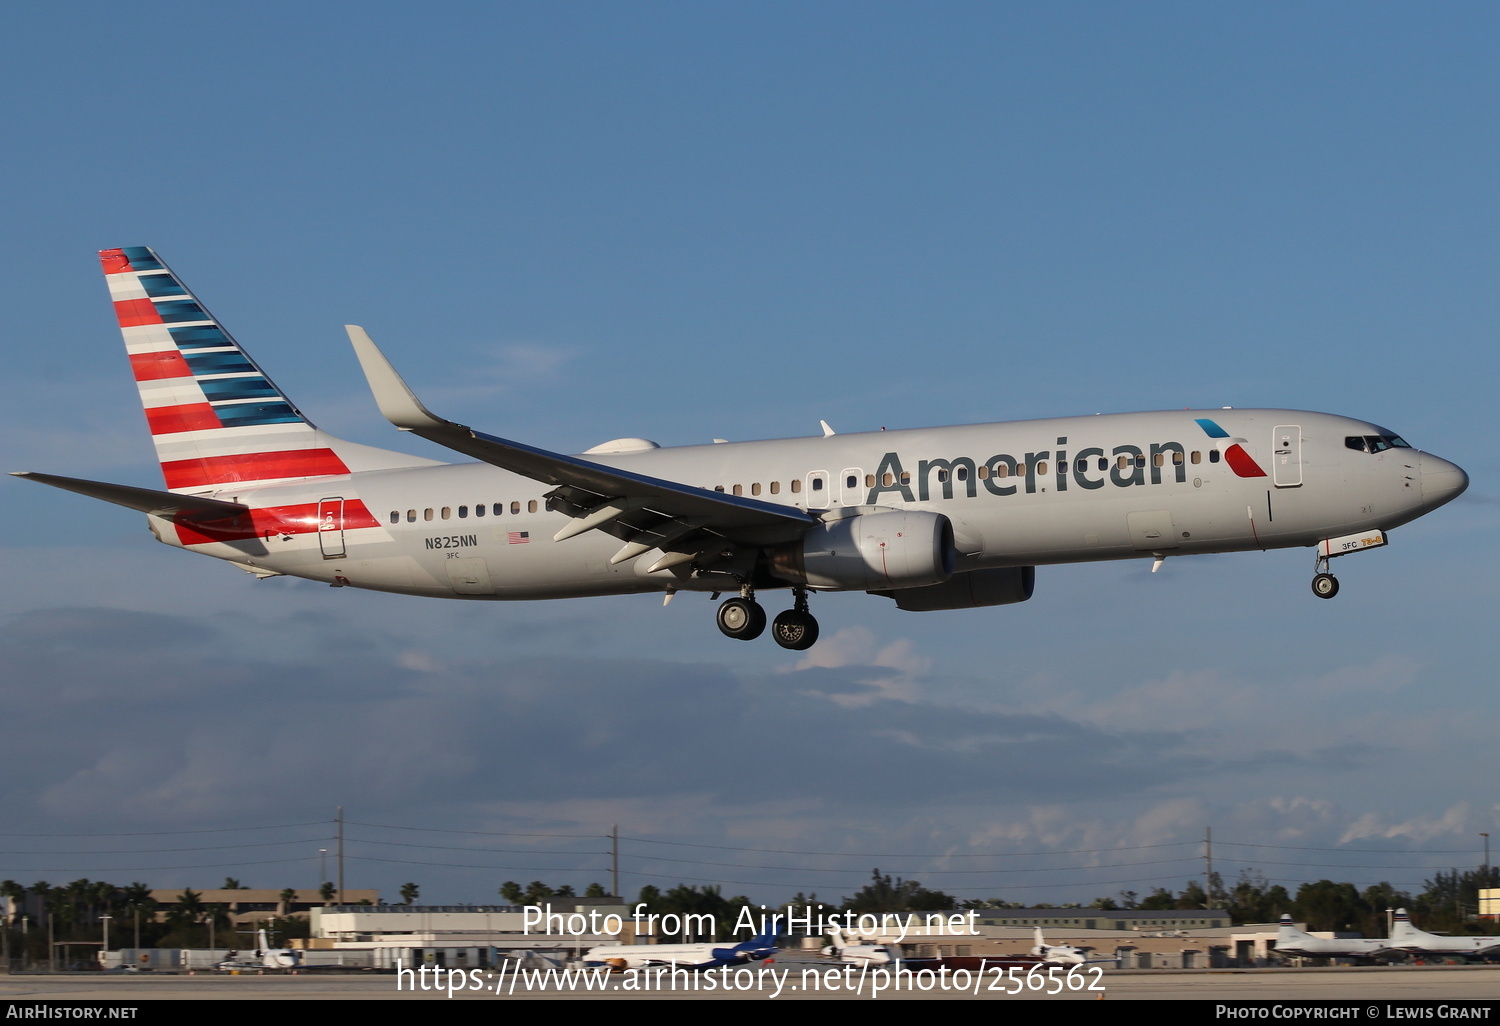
left=1205, top=827, right=1214, bottom=909
left=611, top=825, right=619, bottom=901
left=336, top=806, right=345, bottom=905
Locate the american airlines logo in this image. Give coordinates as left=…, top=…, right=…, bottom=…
left=864, top=423, right=1265, bottom=506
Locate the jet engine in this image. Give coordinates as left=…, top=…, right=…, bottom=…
left=770, top=511, right=954, bottom=591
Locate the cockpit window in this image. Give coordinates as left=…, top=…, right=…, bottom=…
left=1350, top=434, right=1411, bottom=453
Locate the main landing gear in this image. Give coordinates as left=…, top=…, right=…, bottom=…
left=1311, top=555, right=1339, bottom=599
left=716, top=586, right=820, bottom=649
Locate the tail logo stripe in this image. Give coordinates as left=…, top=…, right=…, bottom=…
left=161, top=448, right=349, bottom=490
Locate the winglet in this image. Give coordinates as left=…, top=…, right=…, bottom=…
left=346, top=325, right=451, bottom=432
left=820, top=420, right=836, bottom=437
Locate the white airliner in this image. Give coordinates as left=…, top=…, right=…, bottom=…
left=1389, top=908, right=1500, bottom=958
left=581, top=930, right=779, bottom=971
left=13, top=248, right=1470, bottom=650
left=1273, top=914, right=1394, bottom=961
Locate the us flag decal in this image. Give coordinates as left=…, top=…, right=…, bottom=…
left=507, top=531, right=530, bottom=544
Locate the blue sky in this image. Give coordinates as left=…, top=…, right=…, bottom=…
left=1, top=2, right=1496, bottom=907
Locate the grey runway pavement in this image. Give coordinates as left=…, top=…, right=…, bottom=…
left=2, top=966, right=1498, bottom=1002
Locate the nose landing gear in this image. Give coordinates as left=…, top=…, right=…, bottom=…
left=1311, top=554, right=1339, bottom=599
left=1311, top=572, right=1339, bottom=599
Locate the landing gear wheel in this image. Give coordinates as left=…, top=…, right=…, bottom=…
left=717, top=597, right=766, bottom=640
left=771, top=609, right=820, bottom=651
left=1311, top=573, right=1339, bottom=599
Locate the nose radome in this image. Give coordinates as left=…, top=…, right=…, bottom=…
left=1419, top=453, right=1469, bottom=509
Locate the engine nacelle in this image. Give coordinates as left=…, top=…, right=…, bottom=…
left=875, top=566, right=1035, bottom=611
left=770, top=511, right=954, bottom=591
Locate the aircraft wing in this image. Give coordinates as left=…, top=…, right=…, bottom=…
left=12, top=472, right=251, bottom=523
left=349, top=327, right=817, bottom=565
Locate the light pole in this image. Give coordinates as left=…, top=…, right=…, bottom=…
left=100, top=915, right=111, bottom=958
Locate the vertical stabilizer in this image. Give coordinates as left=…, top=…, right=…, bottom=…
left=100, top=247, right=437, bottom=493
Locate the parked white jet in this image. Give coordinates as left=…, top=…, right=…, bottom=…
left=1031, top=926, right=1111, bottom=965
left=1390, top=908, right=1500, bottom=958
left=216, top=929, right=300, bottom=971
left=822, top=926, right=901, bottom=966
left=1273, top=914, right=1394, bottom=961
left=582, top=930, right=779, bottom=971
left=14, top=249, right=1470, bottom=649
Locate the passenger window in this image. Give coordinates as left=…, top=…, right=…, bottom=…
left=441, top=506, right=452, bottom=519
left=1153, top=453, right=1164, bottom=468
left=458, top=506, right=468, bottom=518
left=883, top=472, right=895, bottom=486
left=1117, top=455, right=1130, bottom=470
left=424, top=508, right=434, bottom=521
left=389, top=511, right=399, bottom=525
left=733, top=484, right=743, bottom=496
left=493, top=503, right=503, bottom=516
left=1076, top=459, right=1087, bottom=473
left=865, top=474, right=875, bottom=487
left=1172, top=451, right=1184, bottom=465
left=476, top=504, right=486, bottom=517
left=511, top=501, right=521, bottom=514
left=900, top=471, right=911, bottom=485
left=791, top=480, right=802, bottom=493
left=1135, top=456, right=1146, bottom=469
left=845, top=475, right=857, bottom=488
left=751, top=483, right=761, bottom=496
left=770, top=481, right=781, bottom=494
left=996, top=464, right=1009, bottom=479
left=936, top=469, right=949, bottom=483
left=407, top=509, right=416, bottom=522
left=714, top=485, right=725, bottom=492
left=1097, top=457, right=1108, bottom=471
left=812, top=478, right=824, bottom=491
left=1191, top=451, right=1202, bottom=465
left=1036, top=461, right=1048, bottom=475
left=1209, top=450, right=1221, bottom=464
left=956, top=467, right=968, bottom=481
left=976, top=466, right=988, bottom=480
left=528, top=500, right=538, bottom=513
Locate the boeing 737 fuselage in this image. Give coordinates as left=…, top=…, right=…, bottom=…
left=13, top=248, right=1470, bottom=650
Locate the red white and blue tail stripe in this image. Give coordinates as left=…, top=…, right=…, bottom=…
left=102, top=246, right=357, bottom=492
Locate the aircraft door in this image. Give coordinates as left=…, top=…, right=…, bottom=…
left=317, top=497, right=346, bottom=558
left=839, top=468, right=864, bottom=506
left=805, top=471, right=829, bottom=509
left=1272, top=425, right=1303, bottom=487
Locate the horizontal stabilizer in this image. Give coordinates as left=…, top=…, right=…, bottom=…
left=11, top=472, right=250, bottom=522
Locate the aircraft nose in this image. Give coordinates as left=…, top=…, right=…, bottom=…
left=1419, top=453, right=1468, bottom=510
